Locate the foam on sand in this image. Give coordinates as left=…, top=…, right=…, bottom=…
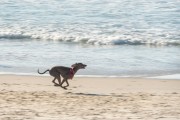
left=149, top=74, right=180, bottom=80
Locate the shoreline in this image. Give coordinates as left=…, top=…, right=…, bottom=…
left=0, top=75, right=180, bottom=120
left=0, top=72, right=180, bottom=80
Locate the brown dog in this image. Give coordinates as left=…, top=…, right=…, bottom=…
left=38, top=63, right=87, bottom=89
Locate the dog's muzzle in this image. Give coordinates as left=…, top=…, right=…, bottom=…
left=83, top=65, right=87, bottom=69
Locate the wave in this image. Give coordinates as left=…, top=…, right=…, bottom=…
left=0, top=29, right=180, bottom=46
left=0, top=34, right=31, bottom=39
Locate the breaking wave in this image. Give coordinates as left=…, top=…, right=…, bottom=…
left=0, top=28, right=180, bottom=46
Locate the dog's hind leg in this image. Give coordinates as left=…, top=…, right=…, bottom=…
left=50, top=69, right=61, bottom=86
left=52, top=77, right=59, bottom=86
left=57, top=76, right=61, bottom=86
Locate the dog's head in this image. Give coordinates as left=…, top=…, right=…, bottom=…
left=71, top=63, right=87, bottom=69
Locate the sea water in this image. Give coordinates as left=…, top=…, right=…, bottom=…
left=0, top=0, right=180, bottom=78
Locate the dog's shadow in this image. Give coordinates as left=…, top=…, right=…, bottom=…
left=66, top=92, right=109, bottom=96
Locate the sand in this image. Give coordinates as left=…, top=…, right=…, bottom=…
left=0, top=75, right=180, bottom=120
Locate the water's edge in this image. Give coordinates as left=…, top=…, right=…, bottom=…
left=0, top=72, right=180, bottom=80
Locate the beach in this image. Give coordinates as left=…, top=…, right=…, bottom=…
left=0, top=1, right=180, bottom=119
left=0, top=75, right=180, bottom=120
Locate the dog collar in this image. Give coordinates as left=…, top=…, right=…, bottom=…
left=69, top=68, right=74, bottom=79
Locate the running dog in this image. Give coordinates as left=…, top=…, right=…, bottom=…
left=38, top=63, right=87, bottom=89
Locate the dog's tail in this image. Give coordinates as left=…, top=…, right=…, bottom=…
left=37, top=69, right=50, bottom=74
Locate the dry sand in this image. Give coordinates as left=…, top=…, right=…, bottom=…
left=0, top=75, right=180, bottom=120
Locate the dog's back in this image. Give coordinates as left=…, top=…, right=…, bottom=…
left=49, top=66, right=70, bottom=78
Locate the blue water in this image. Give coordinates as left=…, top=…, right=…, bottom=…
left=0, top=0, right=180, bottom=77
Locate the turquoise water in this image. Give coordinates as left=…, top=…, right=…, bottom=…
left=0, top=0, right=180, bottom=77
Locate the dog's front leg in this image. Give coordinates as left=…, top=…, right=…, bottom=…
left=63, top=80, right=69, bottom=88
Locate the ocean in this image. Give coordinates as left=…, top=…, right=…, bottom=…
left=0, top=0, right=180, bottom=78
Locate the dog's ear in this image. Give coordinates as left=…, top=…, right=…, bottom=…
left=71, top=64, right=75, bottom=67
left=71, top=63, right=76, bottom=67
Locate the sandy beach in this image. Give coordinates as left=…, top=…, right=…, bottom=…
left=1, top=0, right=180, bottom=120
left=0, top=75, right=180, bottom=120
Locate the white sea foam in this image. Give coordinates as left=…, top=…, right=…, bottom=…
left=148, top=74, right=180, bottom=80
left=0, top=28, right=179, bottom=46
left=0, top=0, right=179, bottom=46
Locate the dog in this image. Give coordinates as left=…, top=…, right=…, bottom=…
left=38, top=63, right=87, bottom=89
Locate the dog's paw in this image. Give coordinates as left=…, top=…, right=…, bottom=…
left=62, top=87, right=67, bottom=90
left=54, top=84, right=60, bottom=86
